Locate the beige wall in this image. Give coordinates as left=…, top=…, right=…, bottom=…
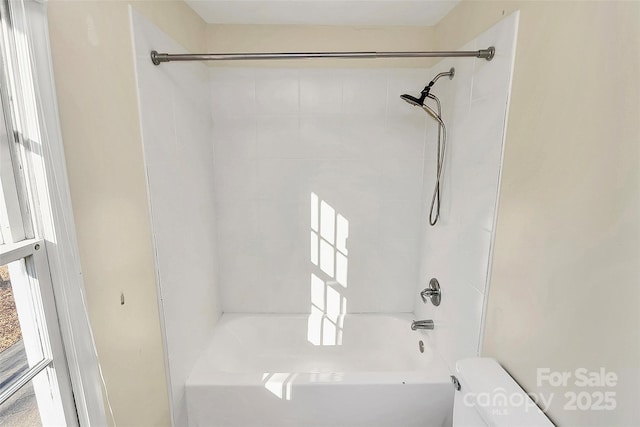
left=436, top=2, right=640, bottom=425
left=46, top=1, right=205, bottom=425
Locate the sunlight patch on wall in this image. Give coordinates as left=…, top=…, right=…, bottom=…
left=308, top=193, right=349, bottom=346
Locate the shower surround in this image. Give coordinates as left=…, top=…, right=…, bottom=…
left=131, top=7, right=518, bottom=425
left=131, top=9, right=220, bottom=426
left=210, top=66, right=428, bottom=314
left=414, top=12, right=519, bottom=370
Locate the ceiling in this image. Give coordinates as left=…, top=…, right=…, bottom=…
left=185, top=1, right=460, bottom=26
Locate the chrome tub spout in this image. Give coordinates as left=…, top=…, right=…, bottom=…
left=411, top=320, right=434, bottom=330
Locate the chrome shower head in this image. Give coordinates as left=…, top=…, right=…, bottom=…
left=400, top=67, right=455, bottom=108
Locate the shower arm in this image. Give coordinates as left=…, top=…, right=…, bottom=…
left=430, top=70, right=455, bottom=83
left=419, top=68, right=455, bottom=100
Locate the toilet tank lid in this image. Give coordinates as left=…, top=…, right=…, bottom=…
left=455, top=358, right=554, bottom=427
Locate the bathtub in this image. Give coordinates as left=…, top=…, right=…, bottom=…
left=186, top=313, right=453, bottom=427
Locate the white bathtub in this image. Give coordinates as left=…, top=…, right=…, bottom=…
left=186, top=313, right=453, bottom=426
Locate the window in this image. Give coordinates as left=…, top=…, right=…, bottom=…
left=0, top=248, right=73, bottom=425
left=0, top=0, right=78, bottom=424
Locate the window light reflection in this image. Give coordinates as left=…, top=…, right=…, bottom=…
left=307, top=193, right=349, bottom=346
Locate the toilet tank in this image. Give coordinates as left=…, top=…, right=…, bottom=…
left=453, top=358, right=554, bottom=427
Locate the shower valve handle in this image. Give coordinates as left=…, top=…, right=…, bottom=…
left=420, top=278, right=441, bottom=306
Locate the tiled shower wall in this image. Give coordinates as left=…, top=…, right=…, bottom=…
left=211, top=68, right=433, bottom=313
left=413, top=13, right=519, bottom=369
left=131, top=10, right=221, bottom=426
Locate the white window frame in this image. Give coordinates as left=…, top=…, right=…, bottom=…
left=0, top=0, right=107, bottom=424
left=0, top=239, right=75, bottom=425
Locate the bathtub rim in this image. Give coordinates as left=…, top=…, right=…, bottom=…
left=187, top=312, right=451, bottom=387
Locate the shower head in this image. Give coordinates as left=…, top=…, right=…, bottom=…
left=400, top=67, right=455, bottom=108
left=400, top=93, right=424, bottom=107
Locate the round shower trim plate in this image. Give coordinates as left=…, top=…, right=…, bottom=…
left=429, top=278, right=441, bottom=306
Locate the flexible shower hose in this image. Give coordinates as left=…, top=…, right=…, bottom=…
left=424, top=94, right=447, bottom=226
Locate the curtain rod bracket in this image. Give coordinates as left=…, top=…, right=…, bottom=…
left=151, top=50, right=162, bottom=65
left=480, top=46, right=495, bottom=61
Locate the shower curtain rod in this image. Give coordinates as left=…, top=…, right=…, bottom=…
left=150, top=47, right=495, bottom=65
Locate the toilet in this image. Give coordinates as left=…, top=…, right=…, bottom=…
left=453, top=358, right=554, bottom=426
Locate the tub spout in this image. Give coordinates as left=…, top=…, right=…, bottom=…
left=411, top=320, right=434, bottom=330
